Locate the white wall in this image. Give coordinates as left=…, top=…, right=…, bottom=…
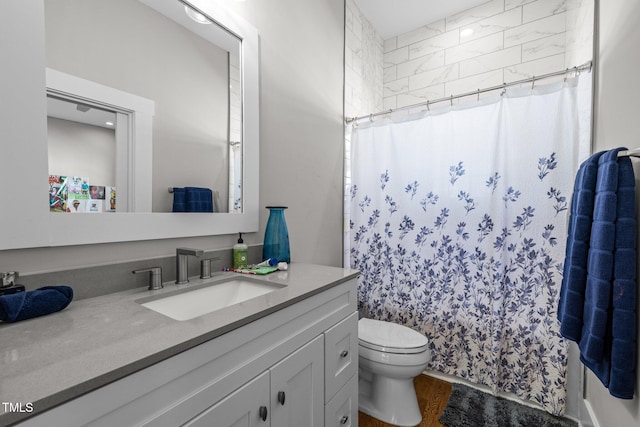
left=47, top=117, right=116, bottom=187
left=588, top=0, right=640, bottom=425
left=0, top=0, right=345, bottom=273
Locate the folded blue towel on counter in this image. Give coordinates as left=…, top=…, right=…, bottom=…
left=172, top=187, right=214, bottom=212
left=0, top=286, right=73, bottom=323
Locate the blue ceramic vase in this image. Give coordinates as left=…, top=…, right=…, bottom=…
left=263, top=206, right=290, bottom=263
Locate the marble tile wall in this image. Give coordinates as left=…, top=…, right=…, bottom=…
left=345, top=0, right=384, bottom=119
left=381, top=0, right=594, bottom=110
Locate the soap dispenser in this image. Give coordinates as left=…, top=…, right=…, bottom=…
left=233, top=232, right=249, bottom=269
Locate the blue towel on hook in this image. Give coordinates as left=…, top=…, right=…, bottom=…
left=560, top=147, right=637, bottom=399
left=558, top=150, right=604, bottom=341
left=609, top=153, right=636, bottom=398
left=0, top=286, right=74, bottom=323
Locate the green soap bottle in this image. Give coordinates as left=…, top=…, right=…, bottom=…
left=233, top=232, right=249, bottom=269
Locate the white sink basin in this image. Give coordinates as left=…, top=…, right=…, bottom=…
left=138, top=277, right=284, bottom=321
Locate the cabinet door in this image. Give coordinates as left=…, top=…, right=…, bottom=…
left=270, top=335, right=324, bottom=427
left=183, top=371, right=270, bottom=427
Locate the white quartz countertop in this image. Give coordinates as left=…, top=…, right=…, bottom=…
left=0, top=263, right=359, bottom=425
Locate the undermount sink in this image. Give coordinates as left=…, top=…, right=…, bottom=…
left=137, top=276, right=285, bottom=321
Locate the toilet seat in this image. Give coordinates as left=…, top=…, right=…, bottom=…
left=358, top=318, right=429, bottom=354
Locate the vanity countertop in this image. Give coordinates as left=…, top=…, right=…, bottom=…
left=0, top=263, right=359, bottom=425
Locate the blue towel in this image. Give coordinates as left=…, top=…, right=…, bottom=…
left=560, top=147, right=637, bottom=399
left=172, top=187, right=187, bottom=212
left=609, top=154, right=636, bottom=398
left=185, top=187, right=214, bottom=213
left=558, top=151, right=604, bottom=341
left=0, top=286, right=73, bottom=323
left=172, top=187, right=213, bottom=212
left=579, top=149, right=621, bottom=363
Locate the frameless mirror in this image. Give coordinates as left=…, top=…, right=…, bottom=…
left=44, top=0, right=243, bottom=214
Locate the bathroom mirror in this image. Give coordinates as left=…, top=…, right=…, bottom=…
left=45, top=0, right=243, bottom=213
left=0, top=0, right=258, bottom=249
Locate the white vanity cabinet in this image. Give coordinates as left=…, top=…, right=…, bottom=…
left=186, top=335, right=324, bottom=427
left=15, top=278, right=358, bottom=427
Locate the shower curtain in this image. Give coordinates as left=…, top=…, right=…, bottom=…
left=346, top=77, right=591, bottom=415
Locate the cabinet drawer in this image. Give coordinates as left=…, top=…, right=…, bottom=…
left=324, top=312, right=358, bottom=402
left=325, top=374, right=357, bottom=427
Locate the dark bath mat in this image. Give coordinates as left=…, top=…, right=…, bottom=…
left=439, top=383, right=578, bottom=427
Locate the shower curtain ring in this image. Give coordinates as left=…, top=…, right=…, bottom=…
left=450, top=94, right=453, bottom=106
left=369, top=113, right=374, bottom=122
left=477, top=89, right=480, bottom=101
left=426, top=100, right=430, bottom=111
left=531, top=76, right=535, bottom=90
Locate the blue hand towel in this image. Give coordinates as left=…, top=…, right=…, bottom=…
left=558, top=151, right=604, bottom=341
left=185, top=187, right=214, bottom=213
left=172, top=187, right=213, bottom=212
left=0, top=286, right=74, bottom=323
left=172, top=187, right=187, bottom=212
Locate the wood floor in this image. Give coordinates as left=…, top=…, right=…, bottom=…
left=358, top=374, right=452, bottom=427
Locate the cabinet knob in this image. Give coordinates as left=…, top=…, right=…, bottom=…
left=340, top=415, right=349, bottom=424
left=340, top=350, right=349, bottom=358
left=277, top=391, right=286, bottom=405
left=259, top=406, right=268, bottom=422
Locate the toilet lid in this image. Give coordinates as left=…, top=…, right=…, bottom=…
left=358, top=318, right=429, bottom=354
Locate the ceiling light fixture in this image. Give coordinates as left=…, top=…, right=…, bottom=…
left=184, top=5, right=211, bottom=24
left=105, top=121, right=115, bottom=126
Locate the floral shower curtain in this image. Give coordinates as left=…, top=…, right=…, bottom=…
left=346, top=77, right=591, bottom=415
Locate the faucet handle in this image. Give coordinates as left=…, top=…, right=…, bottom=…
left=133, top=267, right=163, bottom=290
left=200, top=257, right=221, bottom=279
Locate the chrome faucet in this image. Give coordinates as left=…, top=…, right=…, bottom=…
left=176, top=248, right=204, bottom=284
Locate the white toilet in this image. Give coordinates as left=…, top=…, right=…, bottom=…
left=358, top=317, right=431, bottom=427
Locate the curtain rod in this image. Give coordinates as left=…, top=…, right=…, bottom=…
left=346, top=61, right=593, bottom=124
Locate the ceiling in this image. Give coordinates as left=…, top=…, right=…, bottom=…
left=353, top=0, right=490, bottom=39
left=47, top=96, right=117, bottom=130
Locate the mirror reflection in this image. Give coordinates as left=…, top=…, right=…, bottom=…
left=44, top=0, right=243, bottom=214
